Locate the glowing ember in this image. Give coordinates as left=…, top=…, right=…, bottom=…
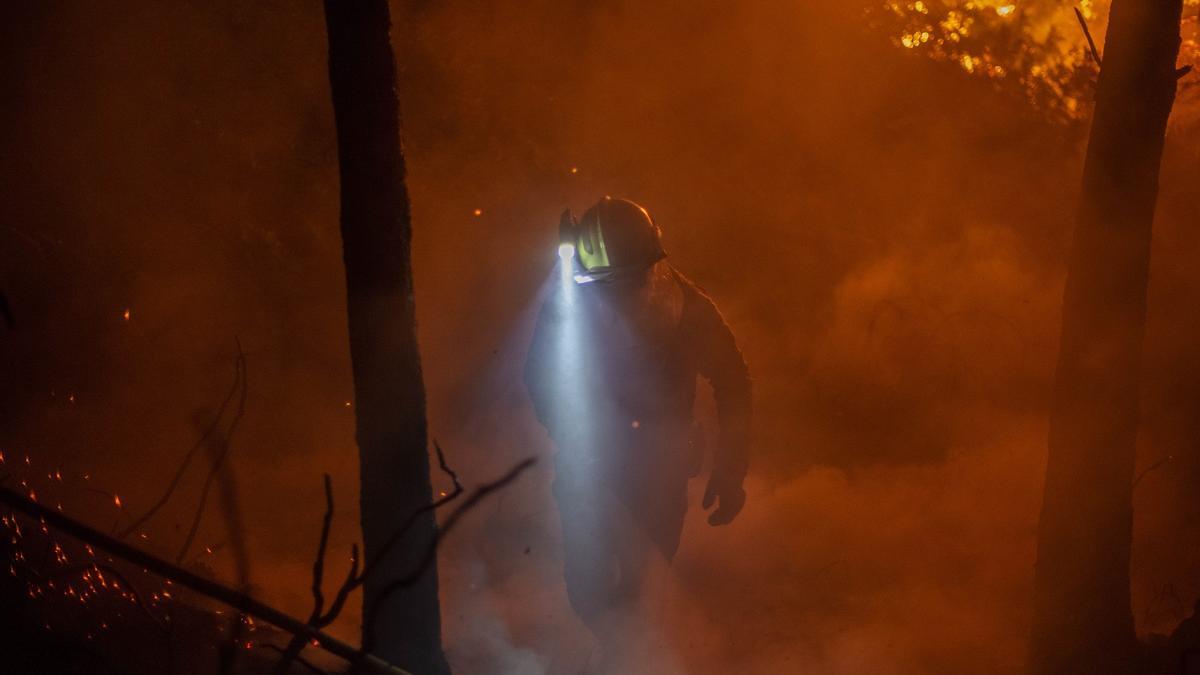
left=122, top=308, right=130, bottom=321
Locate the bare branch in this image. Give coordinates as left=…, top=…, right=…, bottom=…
left=320, top=441, right=468, bottom=628
left=1133, top=454, right=1172, bottom=489
left=176, top=342, right=248, bottom=563
left=319, top=543, right=359, bottom=630
left=0, top=484, right=411, bottom=674
left=121, top=344, right=245, bottom=539
left=356, top=441, right=465, bottom=584
left=273, top=474, right=338, bottom=674
left=432, top=440, right=463, bottom=499
left=271, top=444, right=518, bottom=673
left=364, top=457, right=537, bottom=651
left=312, top=474, right=335, bottom=618
left=1074, top=7, right=1103, bottom=67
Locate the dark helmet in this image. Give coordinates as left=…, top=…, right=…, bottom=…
left=561, top=197, right=666, bottom=283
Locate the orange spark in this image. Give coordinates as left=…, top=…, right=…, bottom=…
left=473, top=208, right=483, bottom=216
left=122, top=308, right=130, bottom=321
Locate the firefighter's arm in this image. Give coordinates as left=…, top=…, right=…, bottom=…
left=690, top=290, right=752, bottom=526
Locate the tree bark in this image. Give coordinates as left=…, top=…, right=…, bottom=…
left=323, top=2, right=449, bottom=673
left=1030, top=1, right=1182, bottom=673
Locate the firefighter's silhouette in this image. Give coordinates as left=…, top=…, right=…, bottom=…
left=524, top=197, right=751, bottom=652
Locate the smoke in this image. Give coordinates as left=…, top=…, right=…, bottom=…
left=4, top=0, right=1200, bottom=673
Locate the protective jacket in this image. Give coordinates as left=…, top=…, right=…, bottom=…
left=524, top=260, right=750, bottom=555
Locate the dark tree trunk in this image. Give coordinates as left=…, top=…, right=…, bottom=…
left=1031, top=1, right=1182, bottom=673
left=323, top=2, right=449, bottom=673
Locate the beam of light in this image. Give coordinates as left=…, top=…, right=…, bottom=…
left=554, top=246, right=590, bottom=459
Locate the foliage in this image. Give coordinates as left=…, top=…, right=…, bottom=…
left=872, top=1, right=1200, bottom=123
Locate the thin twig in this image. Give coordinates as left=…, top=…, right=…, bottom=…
left=120, top=346, right=245, bottom=539
left=363, top=457, right=537, bottom=651
left=359, top=441, right=465, bottom=580
left=1133, top=454, right=1172, bottom=489
left=312, top=474, right=335, bottom=618
left=0, top=484, right=411, bottom=674
left=276, top=442, right=466, bottom=673
left=176, top=342, right=248, bottom=563
left=273, top=474, right=338, bottom=673
left=321, top=442, right=466, bottom=625
left=276, top=446, right=525, bottom=673
left=1074, top=7, right=1103, bottom=66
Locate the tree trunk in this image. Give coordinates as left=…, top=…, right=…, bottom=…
left=1031, top=1, right=1181, bottom=673
left=323, top=2, right=449, bottom=673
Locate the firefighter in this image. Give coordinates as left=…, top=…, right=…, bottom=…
left=524, top=197, right=751, bottom=657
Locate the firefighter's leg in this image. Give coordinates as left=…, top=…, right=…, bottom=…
left=554, top=467, right=626, bottom=628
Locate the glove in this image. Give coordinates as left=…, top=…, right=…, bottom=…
left=702, top=472, right=745, bottom=526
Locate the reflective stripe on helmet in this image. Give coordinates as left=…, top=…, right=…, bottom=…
left=578, top=222, right=609, bottom=271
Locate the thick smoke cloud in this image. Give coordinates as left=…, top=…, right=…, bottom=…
left=3, top=1, right=1200, bottom=673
